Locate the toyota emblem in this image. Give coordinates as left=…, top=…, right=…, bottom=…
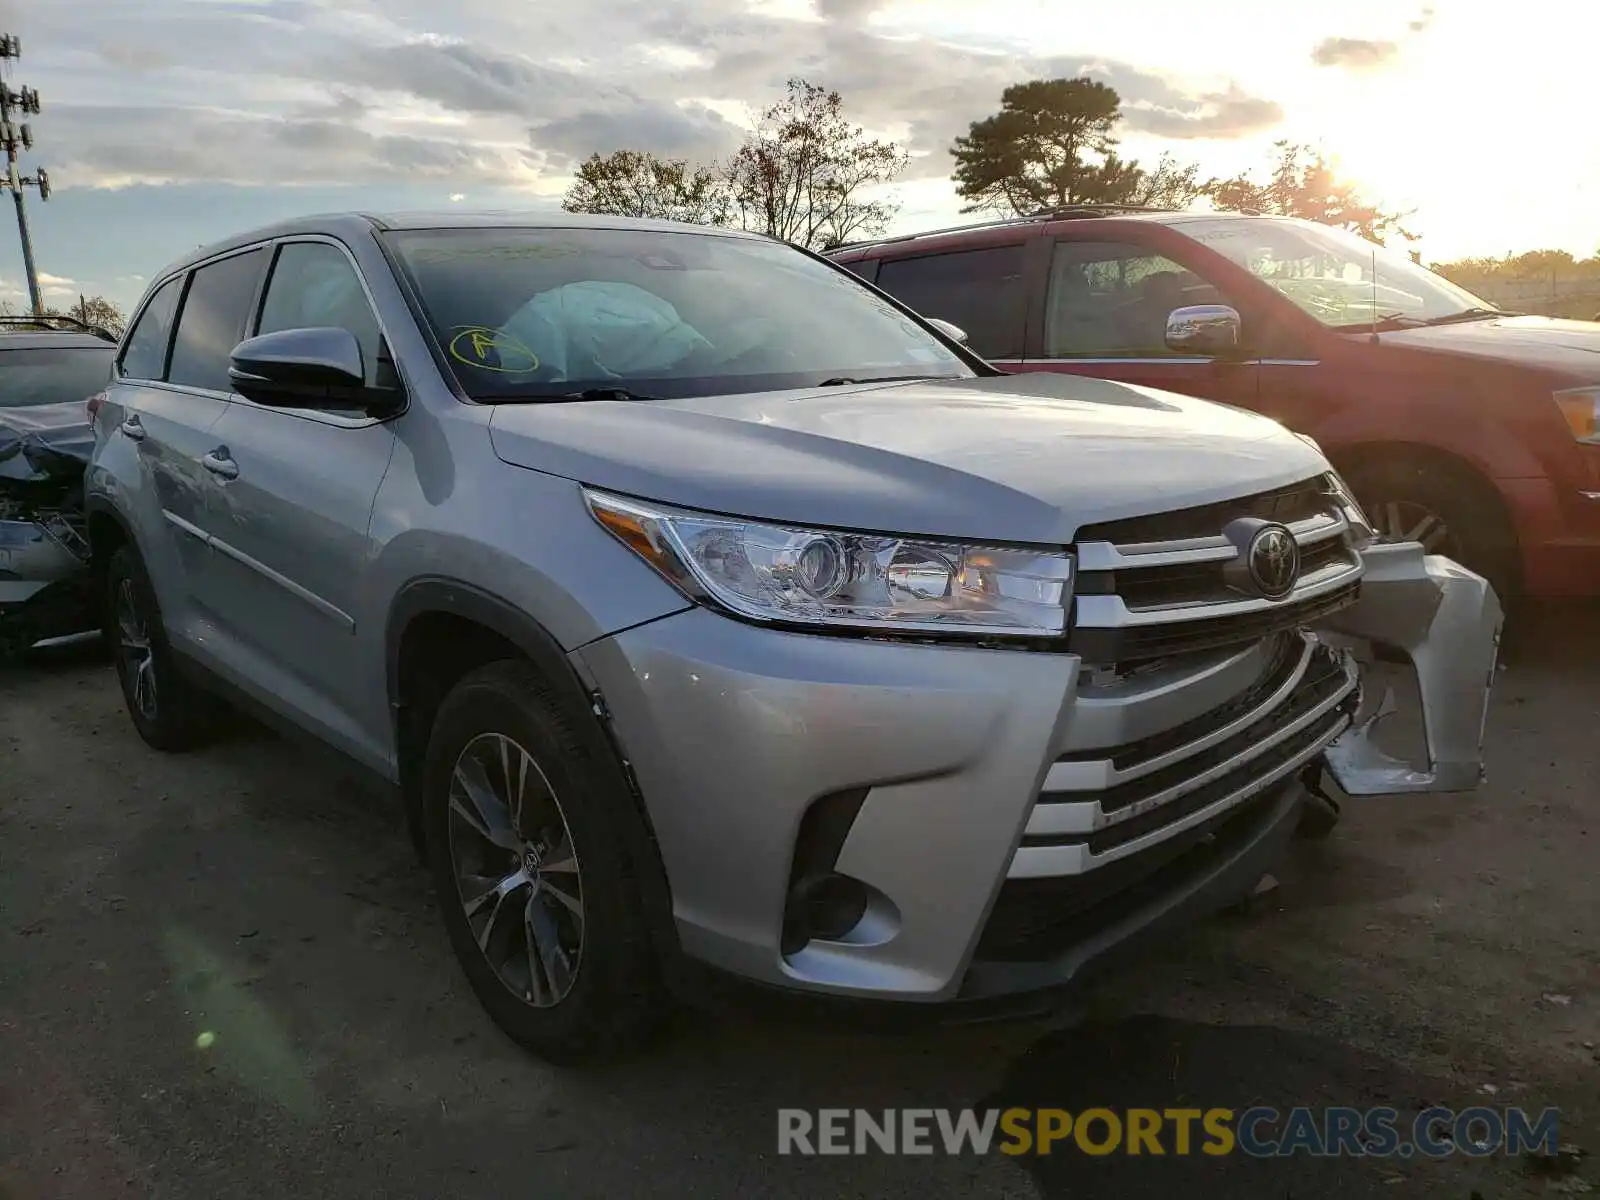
left=1246, top=523, right=1301, bottom=599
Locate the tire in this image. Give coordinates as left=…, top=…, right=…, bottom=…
left=1339, top=457, right=1518, bottom=607
left=104, top=544, right=217, bottom=751
left=421, top=658, right=663, bottom=1065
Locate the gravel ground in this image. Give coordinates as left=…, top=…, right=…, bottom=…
left=2, top=607, right=1596, bottom=1200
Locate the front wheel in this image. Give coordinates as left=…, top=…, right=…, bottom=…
left=421, top=659, right=663, bottom=1065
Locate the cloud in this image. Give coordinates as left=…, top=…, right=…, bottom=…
left=1313, top=6, right=1433, bottom=71
left=1310, top=37, right=1400, bottom=70
left=1124, top=86, right=1285, bottom=140
left=37, top=272, right=76, bottom=287
left=28, top=0, right=1282, bottom=194
left=43, top=102, right=543, bottom=190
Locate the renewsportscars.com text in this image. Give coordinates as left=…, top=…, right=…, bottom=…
left=777, top=1106, right=1560, bottom=1158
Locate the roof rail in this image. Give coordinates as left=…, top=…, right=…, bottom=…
left=0, top=314, right=119, bottom=342
left=826, top=204, right=1178, bottom=254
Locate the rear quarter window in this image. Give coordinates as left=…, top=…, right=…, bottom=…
left=874, top=244, right=1028, bottom=360
left=120, top=275, right=184, bottom=381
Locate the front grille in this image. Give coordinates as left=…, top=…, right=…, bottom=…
left=1068, top=580, right=1361, bottom=664
left=1076, top=477, right=1329, bottom=545
left=1007, top=639, right=1359, bottom=882
left=1069, top=473, right=1364, bottom=665
left=1106, top=536, right=1350, bottom=611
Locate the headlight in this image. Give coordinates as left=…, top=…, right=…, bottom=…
left=1555, top=386, right=1600, bottom=444
left=585, top=489, right=1073, bottom=638
left=1323, top=471, right=1376, bottom=542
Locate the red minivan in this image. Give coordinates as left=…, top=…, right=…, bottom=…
left=830, top=210, right=1600, bottom=603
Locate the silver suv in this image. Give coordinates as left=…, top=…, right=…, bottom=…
left=85, top=213, right=1501, bottom=1064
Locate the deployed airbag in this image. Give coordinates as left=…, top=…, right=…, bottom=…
left=499, top=281, right=711, bottom=380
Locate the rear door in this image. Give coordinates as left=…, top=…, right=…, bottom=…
left=872, top=242, right=1031, bottom=369
left=104, top=252, right=269, bottom=642
left=1024, top=235, right=1259, bottom=407
left=199, top=238, right=399, bottom=765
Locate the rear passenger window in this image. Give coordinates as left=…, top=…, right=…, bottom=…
left=836, top=259, right=878, bottom=284
left=256, top=242, right=384, bottom=387
left=167, top=249, right=268, bottom=392
left=874, top=245, right=1027, bottom=359
left=119, top=276, right=182, bottom=381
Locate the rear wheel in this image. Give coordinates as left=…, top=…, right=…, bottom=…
left=105, top=544, right=218, bottom=751
left=1339, top=457, right=1518, bottom=606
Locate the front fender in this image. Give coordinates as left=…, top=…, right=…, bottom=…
left=1316, top=541, right=1503, bottom=794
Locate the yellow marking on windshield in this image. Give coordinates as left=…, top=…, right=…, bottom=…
left=448, top=326, right=540, bottom=374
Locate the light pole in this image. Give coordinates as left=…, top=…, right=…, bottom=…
left=0, top=35, right=49, bottom=317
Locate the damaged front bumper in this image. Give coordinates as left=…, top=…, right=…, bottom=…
left=1317, top=540, right=1504, bottom=795
left=0, top=514, right=95, bottom=654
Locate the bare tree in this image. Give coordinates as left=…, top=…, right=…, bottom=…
left=562, top=149, right=734, bottom=226
left=725, top=79, right=908, bottom=250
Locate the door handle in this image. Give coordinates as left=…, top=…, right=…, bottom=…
left=201, top=446, right=239, bottom=481
left=120, top=415, right=146, bottom=441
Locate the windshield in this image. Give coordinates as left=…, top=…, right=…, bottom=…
left=386, top=226, right=972, bottom=401
left=0, top=345, right=116, bottom=408
left=1179, top=217, right=1496, bottom=330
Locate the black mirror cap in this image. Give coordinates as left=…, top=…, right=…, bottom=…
left=228, top=327, right=400, bottom=413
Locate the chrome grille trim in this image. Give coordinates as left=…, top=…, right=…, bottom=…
left=1006, top=710, right=1350, bottom=879
left=1025, top=647, right=1358, bottom=841
left=1075, top=511, right=1349, bottom=572
left=1043, top=635, right=1319, bottom=794
left=1073, top=559, right=1361, bottom=628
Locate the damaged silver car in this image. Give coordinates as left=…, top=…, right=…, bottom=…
left=0, top=317, right=115, bottom=656
left=89, top=215, right=1503, bottom=1064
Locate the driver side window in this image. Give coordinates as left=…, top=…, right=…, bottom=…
left=257, top=242, right=384, bottom=387
left=1044, top=241, right=1228, bottom=358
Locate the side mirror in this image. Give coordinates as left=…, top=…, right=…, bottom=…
left=926, top=317, right=969, bottom=345
left=1165, top=305, right=1243, bottom=357
left=228, top=327, right=397, bottom=412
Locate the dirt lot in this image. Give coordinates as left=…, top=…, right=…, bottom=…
left=2, top=608, right=1597, bottom=1200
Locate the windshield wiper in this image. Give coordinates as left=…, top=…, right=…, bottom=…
left=1418, top=306, right=1508, bottom=326
left=816, top=374, right=948, bottom=387
left=492, top=387, right=664, bottom=403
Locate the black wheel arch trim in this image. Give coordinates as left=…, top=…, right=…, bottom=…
left=385, top=577, right=687, bottom=984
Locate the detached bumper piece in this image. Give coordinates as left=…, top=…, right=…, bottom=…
left=1318, top=541, right=1503, bottom=794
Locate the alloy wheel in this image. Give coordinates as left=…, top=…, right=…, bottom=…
left=1370, top=499, right=1460, bottom=558
left=115, top=577, right=158, bottom=720
left=447, top=732, right=585, bottom=1009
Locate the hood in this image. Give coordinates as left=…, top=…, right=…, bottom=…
left=488, top=372, right=1329, bottom=544
left=1373, top=315, right=1600, bottom=379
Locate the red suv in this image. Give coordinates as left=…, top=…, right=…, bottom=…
left=830, top=209, right=1600, bottom=602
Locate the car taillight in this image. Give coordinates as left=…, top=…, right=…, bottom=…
left=86, top=391, right=106, bottom=423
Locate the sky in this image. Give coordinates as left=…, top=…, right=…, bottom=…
left=0, top=0, right=1593, bottom=313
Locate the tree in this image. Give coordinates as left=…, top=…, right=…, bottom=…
left=724, top=79, right=908, bottom=251
left=1120, top=151, right=1205, bottom=209
left=1205, top=141, right=1417, bottom=245
left=561, top=149, right=734, bottom=226
left=952, top=78, right=1123, bottom=215
left=950, top=78, right=1204, bottom=217
left=66, top=295, right=127, bottom=335
left=0, top=294, right=126, bottom=334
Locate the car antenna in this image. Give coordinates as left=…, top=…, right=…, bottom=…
left=1369, top=243, right=1380, bottom=344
